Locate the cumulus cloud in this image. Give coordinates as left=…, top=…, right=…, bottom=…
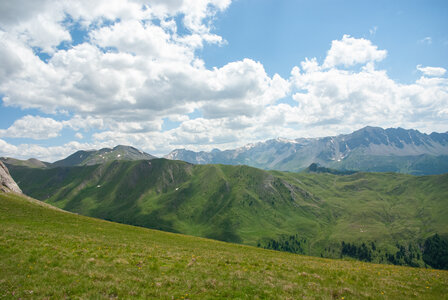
left=0, top=2, right=447, bottom=162
left=0, top=114, right=107, bottom=142
left=290, top=36, right=448, bottom=134
left=417, top=65, right=446, bottom=77
left=0, top=115, right=64, bottom=140
left=322, top=34, right=387, bottom=68
left=0, top=0, right=288, bottom=126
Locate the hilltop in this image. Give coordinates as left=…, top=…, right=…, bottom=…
left=1, top=145, right=156, bottom=169
left=52, top=145, right=156, bottom=167
left=8, top=158, right=448, bottom=268
left=1, top=191, right=447, bottom=299
left=166, top=126, right=448, bottom=175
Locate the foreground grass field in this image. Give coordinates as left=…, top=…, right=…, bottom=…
left=1, top=192, right=447, bottom=299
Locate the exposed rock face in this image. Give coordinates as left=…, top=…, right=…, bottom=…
left=0, top=161, right=22, bottom=193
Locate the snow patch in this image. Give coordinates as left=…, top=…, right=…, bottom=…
left=275, top=137, right=299, bottom=144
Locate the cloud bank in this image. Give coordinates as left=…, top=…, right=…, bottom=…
left=0, top=1, right=447, bottom=161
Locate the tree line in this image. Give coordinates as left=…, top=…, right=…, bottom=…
left=259, top=233, right=448, bottom=270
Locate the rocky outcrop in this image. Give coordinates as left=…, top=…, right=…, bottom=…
left=0, top=161, right=22, bottom=193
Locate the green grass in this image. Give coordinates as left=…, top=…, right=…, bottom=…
left=7, top=159, right=448, bottom=265
left=1, top=191, right=447, bottom=299
left=327, top=152, right=448, bottom=175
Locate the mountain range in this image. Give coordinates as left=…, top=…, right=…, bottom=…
left=165, top=126, right=448, bottom=175
left=2, top=127, right=448, bottom=175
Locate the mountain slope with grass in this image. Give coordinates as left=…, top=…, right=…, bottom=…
left=0, top=157, right=50, bottom=169
left=1, top=145, right=157, bottom=169
left=166, top=126, right=448, bottom=175
left=1, top=191, right=447, bottom=299
left=51, top=145, right=157, bottom=167
left=8, top=159, right=448, bottom=267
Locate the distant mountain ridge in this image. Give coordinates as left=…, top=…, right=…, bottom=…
left=52, top=145, right=156, bottom=167
left=2, top=127, right=448, bottom=174
left=1, top=145, right=156, bottom=169
left=165, top=126, right=448, bottom=175
left=0, top=157, right=50, bottom=168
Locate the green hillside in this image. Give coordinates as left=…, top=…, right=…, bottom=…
left=327, top=153, right=448, bottom=176
left=1, top=191, right=447, bottom=299
left=51, top=145, right=156, bottom=167
left=0, top=157, right=49, bottom=169
left=8, top=159, right=448, bottom=268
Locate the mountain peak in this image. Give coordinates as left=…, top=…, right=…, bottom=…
left=52, top=145, right=156, bottom=167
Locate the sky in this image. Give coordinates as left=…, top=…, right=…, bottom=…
left=0, top=0, right=447, bottom=162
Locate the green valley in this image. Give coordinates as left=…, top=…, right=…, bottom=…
left=7, top=159, right=448, bottom=268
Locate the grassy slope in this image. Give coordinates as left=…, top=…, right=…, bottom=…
left=1, top=191, right=447, bottom=299
left=326, top=152, right=448, bottom=175
left=8, top=159, right=448, bottom=259
left=278, top=171, right=448, bottom=245
left=51, top=145, right=156, bottom=167
left=0, top=157, right=48, bottom=169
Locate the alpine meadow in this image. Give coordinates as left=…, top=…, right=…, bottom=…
left=1, top=0, right=448, bottom=299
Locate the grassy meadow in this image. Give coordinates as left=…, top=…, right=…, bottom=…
left=8, top=159, right=448, bottom=264
left=1, top=191, right=447, bottom=299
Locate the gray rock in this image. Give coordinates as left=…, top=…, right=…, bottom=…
left=0, top=161, right=22, bottom=193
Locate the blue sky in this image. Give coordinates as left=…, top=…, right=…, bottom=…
left=0, top=0, right=447, bottom=161
left=204, top=0, right=448, bottom=81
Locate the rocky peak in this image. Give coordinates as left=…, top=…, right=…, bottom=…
left=0, top=161, right=22, bottom=193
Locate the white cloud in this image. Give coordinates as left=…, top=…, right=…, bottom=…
left=0, top=139, right=114, bottom=162
left=0, top=114, right=107, bottom=142
left=0, top=0, right=69, bottom=53
left=90, top=19, right=193, bottom=61
left=290, top=36, right=448, bottom=134
left=419, top=37, right=432, bottom=44
left=0, top=4, right=447, bottom=162
left=322, top=34, right=387, bottom=69
left=0, top=115, right=63, bottom=140
left=417, top=65, right=446, bottom=77
left=63, top=115, right=104, bottom=131
left=0, top=0, right=289, bottom=127
left=0, top=0, right=230, bottom=55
